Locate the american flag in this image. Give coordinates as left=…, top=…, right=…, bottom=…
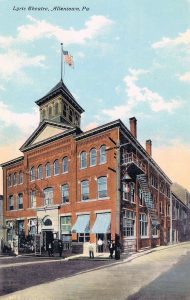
left=63, top=50, right=74, bottom=67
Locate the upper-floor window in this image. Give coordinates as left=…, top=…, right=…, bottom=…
left=42, top=109, right=46, bottom=119
left=13, top=173, right=17, bottom=186
left=49, top=106, right=52, bottom=117
left=45, top=163, right=51, bottom=177
left=54, top=160, right=59, bottom=175
left=63, top=103, right=67, bottom=117
left=18, top=171, right=23, bottom=184
left=30, top=167, right=35, bottom=181
left=139, top=214, right=148, bottom=236
left=99, top=145, right=106, bottom=164
left=61, top=184, right=69, bottom=203
left=30, top=191, right=36, bottom=208
left=62, top=157, right=68, bottom=173
left=8, top=195, right=14, bottom=211
left=90, top=148, right=96, bottom=167
left=81, top=180, right=89, bottom=201
left=80, top=151, right=87, bottom=169
left=138, top=187, right=143, bottom=206
left=8, top=174, right=12, bottom=187
left=17, top=193, right=23, bottom=209
left=55, top=103, right=59, bottom=115
left=97, top=176, right=107, bottom=198
left=69, top=108, right=73, bottom=122
left=37, top=165, right=43, bottom=180
left=43, top=187, right=53, bottom=206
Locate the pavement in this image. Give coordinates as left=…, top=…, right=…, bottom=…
left=0, top=241, right=190, bottom=300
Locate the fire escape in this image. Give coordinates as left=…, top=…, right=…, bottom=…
left=122, top=152, right=159, bottom=226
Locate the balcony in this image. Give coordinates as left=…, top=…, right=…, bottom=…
left=122, top=152, right=146, bottom=175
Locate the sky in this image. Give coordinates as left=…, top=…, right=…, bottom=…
left=0, top=0, right=190, bottom=193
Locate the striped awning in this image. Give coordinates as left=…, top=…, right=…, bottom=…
left=91, top=213, right=111, bottom=234
left=71, top=214, right=90, bottom=233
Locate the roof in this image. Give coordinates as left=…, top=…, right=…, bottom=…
left=35, top=79, right=84, bottom=114
left=171, top=182, right=190, bottom=206
left=0, top=156, right=24, bottom=168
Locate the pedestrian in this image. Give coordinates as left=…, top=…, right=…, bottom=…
left=109, top=240, right=115, bottom=259
left=97, top=238, right=103, bottom=253
left=48, top=241, right=53, bottom=257
left=58, top=239, right=63, bottom=257
left=89, top=241, right=94, bottom=258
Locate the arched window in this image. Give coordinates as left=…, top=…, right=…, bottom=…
left=90, top=148, right=96, bottom=166
left=97, top=176, right=107, bottom=198
left=53, top=160, right=59, bottom=175
left=62, top=157, right=68, bottom=173
left=45, top=163, right=51, bottom=177
left=61, top=184, right=69, bottom=203
left=80, top=151, right=87, bottom=169
left=81, top=180, right=89, bottom=201
left=49, top=106, right=52, bottom=117
left=55, top=103, right=59, bottom=115
left=8, top=174, right=12, bottom=187
left=44, top=218, right=52, bottom=226
left=37, top=165, right=43, bottom=180
left=18, top=171, right=23, bottom=184
left=30, top=167, right=35, bottom=181
left=43, top=187, right=53, bottom=206
left=99, top=145, right=106, bottom=164
left=13, top=173, right=17, bottom=186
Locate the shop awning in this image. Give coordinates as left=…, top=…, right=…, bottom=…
left=91, top=213, right=111, bottom=234
left=71, top=214, right=90, bottom=233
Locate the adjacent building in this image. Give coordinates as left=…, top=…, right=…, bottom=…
left=0, top=79, right=188, bottom=254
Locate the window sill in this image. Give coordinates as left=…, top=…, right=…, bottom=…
left=62, top=171, right=68, bottom=174
left=152, top=235, right=158, bottom=238
left=99, top=162, right=106, bottom=165
left=140, top=236, right=149, bottom=239
left=78, top=197, right=110, bottom=203
left=80, top=167, right=87, bottom=170
left=61, top=202, right=70, bottom=206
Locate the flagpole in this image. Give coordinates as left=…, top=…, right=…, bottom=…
left=61, top=43, right=63, bottom=81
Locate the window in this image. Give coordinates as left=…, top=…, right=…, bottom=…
left=54, top=160, right=59, bottom=175
left=138, top=187, right=143, bottom=206
left=8, top=195, right=14, bottom=211
left=18, top=171, right=23, bottom=184
left=17, top=193, right=23, bottom=209
left=28, top=219, right=37, bottom=235
left=49, top=106, right=52, bottom=117
left=97, top=176, right=107, bottom=198
left=60, top=216, right=71, bottom=236
left=42, top=109, right=46, bottom=119
left=122, top=182, right=130, bottom=201
left=69, top=108, right=73, bottom=122
left=63, top=103, right=67, bottom=117
left=99, top=145, right=106, bottom=164
left=13, top=173, right=17, bottom=186
left=43, top=187, right=53, bottom=206
left=81, top=180, right=89, bottom=201
left=152, top=225, right=158, bottom=236
left=62, top=157, right=68, bottom=173
left=55, top=103, right=59, bottom=115
left=37, top=165, right=43, bottom=180
left=123, top=210, right=135, bottom=237
left=80, top=151, right=87, bottom=169
left=45, top=163, right=51, bottom=177
left=90, top=148, right=96, bottom=166
left=8, top=174, right=12, bottom=187
left=139, top=214, right=148, bottom=237
left=30, top=167, right=35, bottom=181
left=30, top=191, right=36, bottom=208
left=61, top=184, right=69, bottom=203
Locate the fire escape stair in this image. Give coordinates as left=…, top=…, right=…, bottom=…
left=137, top=174, right=159, bottom=226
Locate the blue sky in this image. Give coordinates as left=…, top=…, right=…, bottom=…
left=0, top=0, right=190, bottom=191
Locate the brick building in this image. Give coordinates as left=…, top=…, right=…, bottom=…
left=1, top=79, right=173, bottom=254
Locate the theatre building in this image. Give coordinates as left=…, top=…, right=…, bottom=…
left=1, top=79, right=172, bottom=253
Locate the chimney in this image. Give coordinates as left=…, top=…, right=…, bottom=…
left=146, top=139, right=152, bottom=156
left=129, top=117, right=137, bottom=138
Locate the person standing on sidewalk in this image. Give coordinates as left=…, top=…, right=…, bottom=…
left=58, top=239, right=63, bottom=257
left=89, top=241, right=94, bottom=258
left=97, top=238, right=103, bottom=253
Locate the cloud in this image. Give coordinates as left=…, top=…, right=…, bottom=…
left=177, top=71, right=190, bottom=82
left=154, top=141, right=190, bottom=191
left=102, top=69, right=181, bottom=119
left=0, top=50, right=45, bottom=80
left=0, top=85, right=5, bottom=91
left=152, top=29, right=190, bottom=49
left=83, top=122, right=98, bottom=131
left=0, top=101, right=39, bottom=136
left=0, top=15, right=113, bottom=48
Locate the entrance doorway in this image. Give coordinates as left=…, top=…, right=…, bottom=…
left=42, top=231, right=53, bottom=251
left=96, top=233, right=111, bottom=252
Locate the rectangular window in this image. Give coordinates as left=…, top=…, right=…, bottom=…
left=123, top=210, right=135, bottom=237
left=81, top=181, right=89, bottom=200
left=43, top=188, right=53, bottom=206
left=8, top=175, right=12, bottom=187
left=61, top=184, right=69, bottom=203
left=152, top=225, right=158, bottom=236
left=60, top=216, right=71, bottom=235
left=17, top=194, right=23, bottom=209
left=30, top=191, right=36, bottom=208
left=8, top=196, right=14, bottom=211
left=98, top=177, right=107, bottom=198
left=28, top=219, right=37, bottom=235
left=139, top=214, right=148, bottom=237
left=77, top=233, right=90, bottom=243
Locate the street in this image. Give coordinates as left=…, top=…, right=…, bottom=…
left=1, top=242, right=190, bottom=299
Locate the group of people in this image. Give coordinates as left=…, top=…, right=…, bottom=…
left=89, top=238, right=120, bottom=259
left=48, top=239, right=63, bottom=257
